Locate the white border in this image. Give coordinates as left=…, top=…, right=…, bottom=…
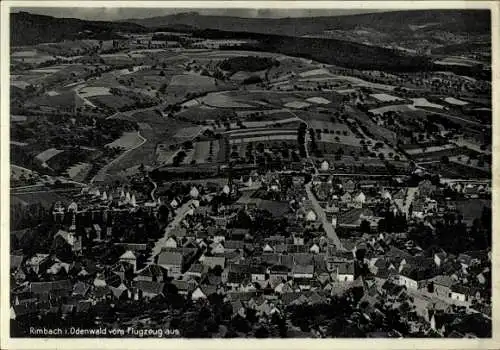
left=1, top=1, right=499, bottom=349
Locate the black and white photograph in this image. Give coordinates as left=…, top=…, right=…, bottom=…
left=1, top=1, right=496, bottom=345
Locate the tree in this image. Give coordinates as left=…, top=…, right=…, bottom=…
left=360, top=220, right=371, bottom=233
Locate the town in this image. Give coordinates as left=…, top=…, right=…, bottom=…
left=9, top=9, right=492, bottom=338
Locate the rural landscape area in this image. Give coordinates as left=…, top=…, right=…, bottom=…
left=8, top=7, right=492, bottom=339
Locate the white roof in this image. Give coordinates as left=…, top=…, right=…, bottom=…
left=119, top=250, right=136, bottom=260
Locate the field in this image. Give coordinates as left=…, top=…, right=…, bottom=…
left=88, top=94, right=136, bottom=110
left=411, top=98, right=445, bottom=109
left=452, top=199, right=491, bottom=221
left=105, top=132, right=144, bottom=150
left=423, top=162, right=490, bottom=179
left=102, top=110, right=194, bottom=179
left=174, top=126, right=205, bottom=141
left=155, top=145, right=177, bottom=165
left=405, top=144, right=456, bottom=155
left=198, top=92, right=254, bottom=109
left=330, top=75, right=396, bottom=91
left=433, top=56, right=483, bottom=67
left=11, top=191, right=72, bottom=209
left=299, top=68, right=331, bottom=77
left=79, top=86, right=111, bottom=98
left=66, top=162, right=92, bottom=182
left=192, top=141, right=220, bottom=164
left=35, top=148, right=64, bottom=163
left=177, top=106, right=236, bottom=122
left=284, top=101, right=311, bottom=109
left=11, top=165, right=35, bottom=181
left=236, top=109, right=289, bottom=118
left=369, top=105, right=414, bottom=115
left=11, top=49, right=55, bottom=64
left=450, top=155, right=490, bottom=171
left=443, top=97, right=469, bottom=106
left=306, top=96, right=331, bottom=105
left=170, top=73, right=215, bottom=88
left=11, top=116, right=28, bottom=123
left=370, top=93, right=403, bottom=102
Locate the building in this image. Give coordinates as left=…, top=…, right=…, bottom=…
left=157, top=251, right=183, bottom=276
left=336, top=262, right=355, bottom=282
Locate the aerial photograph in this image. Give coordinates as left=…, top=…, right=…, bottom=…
left=8, top=6, right=492, bottom=339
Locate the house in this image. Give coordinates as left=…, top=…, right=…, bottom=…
left=157, top=251, right=183, bottom=276
left=118, top=250, right=137, bottom=272
left=210, top=242, right=225, bottom=254
left=275, top=281, right=294, bottom=294
left=72, top=282, right=90, bottom=297
left=250, top=266, right=267, bottom=283
left=293, top=236, right=305, bottom=246
left=53, top=230, right=82, bottom=253
left=305, top=210, right=317, bottom=222
left=134, top=281, right=164, bottom=299
left=477, top=273, right=486, bottom=285
left=165, top=237, right=178, bottom=248
left=171, top=279, right=196, bottom=295
left=398, top=267, right=432, bottom=290
left=292, top=265, right=314, bottom=279
left=191, top=286, right=218, bottom=301
left=10, top=255, right=24, bottom=273
left=343, top=179, right=355, bottom=193
left=231, top=299, right=247, bottom=317
left=262, top=243, right=274, bottom=253
left=25, top=254, right=51, bottom=274
left=200, top=255, right=226, bottom=269
left=418, top=179, right=436, bottom=197
left=47, top=260, right=71, bottom=276
left=434, top=252, right=447, bottom=267
left=268, top=265, right=289, bottom=285
left=428, top=275, right=454, bottom=298
left=353, top=191, right=366, bottom=205
left=30, top=280, right=73, bottom=297
left=185, top=263, right=208, bottom=279
left=224, top=240, right=245, bottom=251
left=380, top=190, right=392, bottom=200
left=309, top=244, right=320, bottom=254
left=411, top=200, right=426, bottom=219
left=136, top=265, right=166, bottom=283
left=315, top=182, right=332, bottom=201
left=109, top=283, right=128, bottom=299
left=336, top=262, right=355, bottom=282
left=340, top=192, right=352, bottom=203
left=11, top=304, right=40, bottom=320
left=450, top=285, right=472, bottom=305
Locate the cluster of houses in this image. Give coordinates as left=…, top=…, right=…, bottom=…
left=9, top=169, right=491, bottom=337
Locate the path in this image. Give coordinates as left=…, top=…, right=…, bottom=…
left=91, top=131, right=146, bottom=183
left=305, top=182, right=343, bottom=250
left=11, top=164, right=87, bottom=189
left=148, top=199, right=195, bottom=263
left=402, top=187, right=418, bottom=217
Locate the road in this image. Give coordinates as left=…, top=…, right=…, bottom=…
left=305, top=182, right=344, bottom=250
left=402, top=187, right=418, bottom=217
left=150, top=178, right=158, bottom=201
left=11, top=164, right=87, bottom=189
left=91, top=131, right=147, bottom=183
left=148, top=199, right=195, bottom=263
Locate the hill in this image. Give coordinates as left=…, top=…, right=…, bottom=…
left=124, top=10, right=490, bottom=36
left=11, top=11, right=148, bottom=46
left=190, top=29, right=433, bottom=73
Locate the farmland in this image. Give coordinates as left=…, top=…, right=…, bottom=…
left=105, top=131, right=144, bottom=150
left=66, top=162, right=92, bottom=182
left=35, top=148, right=64, bottom=163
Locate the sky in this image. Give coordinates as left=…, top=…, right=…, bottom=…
left=12, top=8, right=388, bottom=21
